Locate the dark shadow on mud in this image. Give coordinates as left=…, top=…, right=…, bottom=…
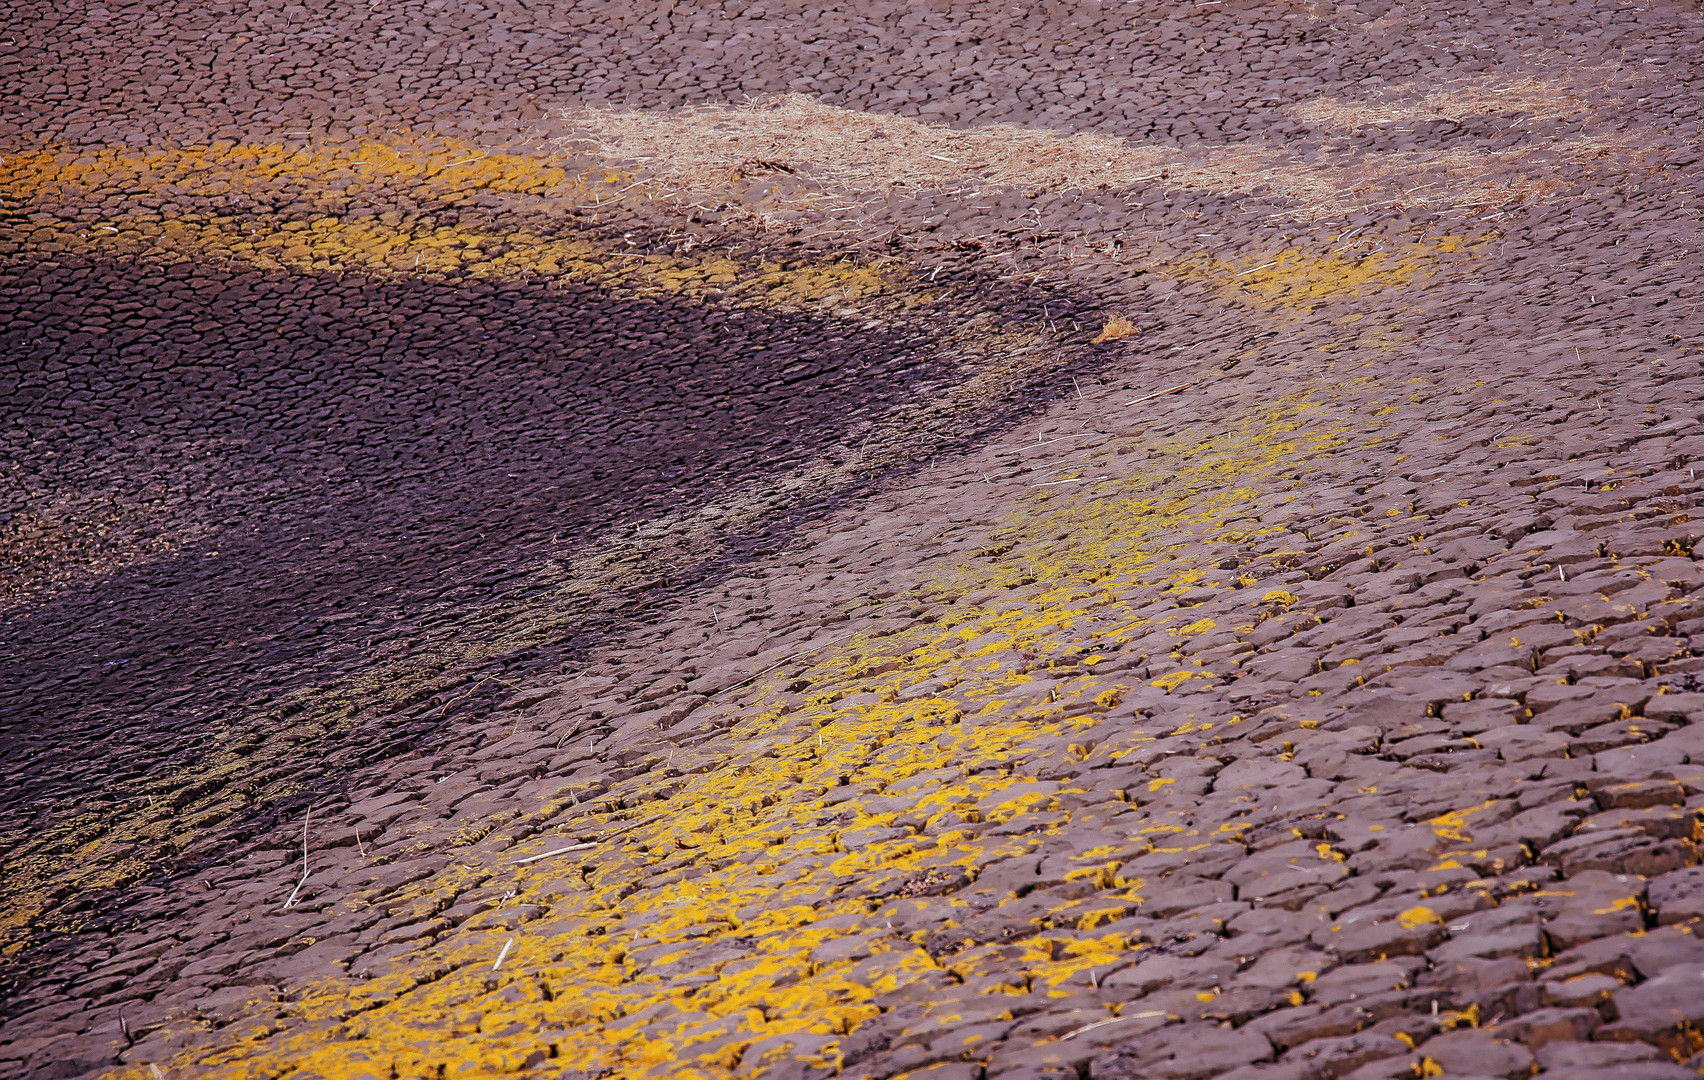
left=0, top=248, right=1120, bottom=1003
left=0, top=255, right=975, bottom=807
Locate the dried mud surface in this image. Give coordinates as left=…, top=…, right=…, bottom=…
left=4, top=2, right=1704, bottom=1079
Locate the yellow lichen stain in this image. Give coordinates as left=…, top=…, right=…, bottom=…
left=1398, top=905, right=1443, bottom=931
left=82, top=386, right=1381, bottom=1078
left=1427, top=802, right=1499, bottom=844
left=1150, top=670, right=1201, bottom=692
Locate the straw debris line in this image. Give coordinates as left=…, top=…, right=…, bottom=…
left=549, top=91, right=1639, bottom=224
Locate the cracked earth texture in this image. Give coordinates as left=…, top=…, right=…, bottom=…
left=5, top=1, right=1704, bottom=1079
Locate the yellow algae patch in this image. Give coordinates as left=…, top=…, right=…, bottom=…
left=48, top=213, right=905, bottom=310
left=1, top=140, right=584, bottom=211
left=1175, top=236, right=1471, bottom=316
left=96, top=387, right=1377, bottom=1079
left=0, top=140, right=914, bottom=314
left=9, top=213, right=907, bottom=314
left=930, top=405, right=1361, bottom=603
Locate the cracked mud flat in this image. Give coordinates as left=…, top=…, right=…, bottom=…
left=4, top=0, right=1704, bottom=1078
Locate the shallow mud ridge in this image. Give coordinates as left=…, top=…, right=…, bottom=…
left=5, top=3, right=1704, bottom=1080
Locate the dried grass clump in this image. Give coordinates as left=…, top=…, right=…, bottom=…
left=550, top=91, right=1633, bottom=225
left=1092, top=314, right=1138, bottom=344
left=1290, top=74, right=1587, bottom=130
left=553, top=93, right=1180, bottom=198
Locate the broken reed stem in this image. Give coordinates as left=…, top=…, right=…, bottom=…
left=434, top=672, right=524, bottom=717
left=281, top=808, right=311, bottom=910
left=510, top=811, right=674, bottom=866
left=493, top=936, right=515, bottom=971
left=511, top=841, right=598, bottom=865
left=1123, top=382, right=1195, bottom=407
left=711, top=630, right=855, bottom=698
left=1060, top=1010, right=1166, bottom=1041
left=1034, top=474, right=1111, bottom=487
